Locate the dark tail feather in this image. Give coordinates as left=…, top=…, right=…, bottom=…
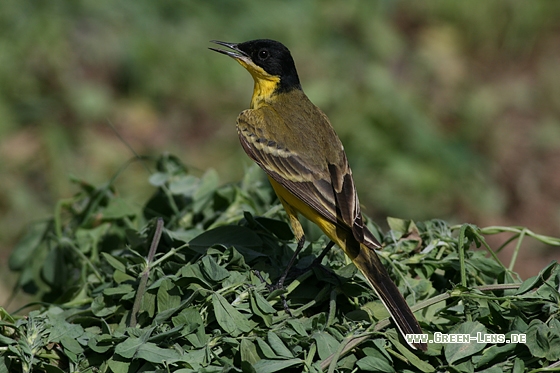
left=352, top=241, right=427, bottom=351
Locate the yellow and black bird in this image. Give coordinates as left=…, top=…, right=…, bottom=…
left=210, top=39, right=426, bottom=351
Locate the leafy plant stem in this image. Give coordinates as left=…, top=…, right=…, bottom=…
left=471, top=227, right=509, bottom=272
left=130, top=217, right=164, bottom=327
left=457, top=225, right=471, bottom=322
left=149, top=243, right=188, bottom=268
left=478, top=226, right=560, bottom=246
left=508, top=228, right=526, bottom=271
left=327, top=333, right=353, bottom=373
left=54, top=198, right=73, bottom=238
left=326, top=290, right=337, bottom=328
left=320, top=332, right=374, bottom=370
left=494, top=234, right=520, bottom=254
left=458, top=225, right=468, bottom=288
left=64, top=239, right=103, bottom=282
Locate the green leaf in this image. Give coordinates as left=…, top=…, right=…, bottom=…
left=362, top=300, right=390, bottom=320
left=547, top=319, right=560, bottom=360
left=387, top=217, right=409, bottom=236
left=267, top=331, right=293, bottom=358
left=140, top=290, right=157, bottom=318
left=179, top=263, right=213, bottom=288
left=157, top=278, right=181, bottom=313
left=0, top=334, right=15, bottom=346
left=166, top=227, right=204, bottom=244
left=249, top=291, right=273, bottom=327
left=0, top=308, right=15, bottom=324
left=337, top=354, right=359, bottom=371
left=41, top=245, right=67, bottom=287
left=101, top=252, right=127, bottom=272
left=211, top=293, right=257, bottom=337
left=136, top=342, right=183, bottom=363
left=115, top=337, right=143, bottom=358
left=254, top=216, right=294, bottom=240
left=512, top=358, right=525, bottom=373
left=9, top=221, right=49, bottom=270
left=256, top=337, right=277, bottom=359
left=181, top=348, right=205, bottom=371
left=168, top=175, right=199, bottom=195
left=149, top=172, right=169, bottom=187
left=189, top=225, right=264, bottom=250
left=312, top=331, right=339, bottom=360
left=476, top=367, right=503, bottom=373
left=240, top=338, right=260, bottom=365
left=386, top=333, right=435, bottom=373
left=172, top=307, right=204, bottom=334
left=474, top=342, right=516, bottom=368
left=113, top=270, right=135, bottom=284
left=60, top=334, right=84, bottom=355
left=103, top=283, right=134, bottom=296
left=526, top=319, right=549, bottom=358
left=515, top=261, right=556, bottom=295
left=91, top=296, right=117, bottom=317
left=356, top=355, right=395, bottom=372
left=103, top=197, right=136, bottom=219
left=511, top=316, right=528, bottom=333
left=362, top=346, right=393, bottom=366
left=88, top=335, right=114, bottom=353
left=469, top=256, right=504, bottom=278
left=107, top=356, right=138, bottom=373
left=173, top=308, right=208, bottom=346
left=287, top=319, right=308, bottom=337
left=193, top=169, right=219, bottom=213
left=201, top=255, right=230, bottom=282
left=252, top=358, right=303, bottom=373
left=46, top=308, right=85, bottom=341
left=41, top=364, right=66, bottom=373
left=515, top=274, right=540, bottom=295
left=444, top=321, right=487, bottom=365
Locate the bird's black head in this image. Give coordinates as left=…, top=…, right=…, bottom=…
left=210, top=39, right=301, bottom=93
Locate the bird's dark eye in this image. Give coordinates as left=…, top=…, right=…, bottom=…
left=258, top=49, right=269, bottom=60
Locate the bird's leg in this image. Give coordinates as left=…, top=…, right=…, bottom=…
left=276, top=235, right=306, bottom=289
left=256, top=239, right=336, bottom=316
left=277, top=239, right=336, bottom=288
left=269, top=235, right=307, bottom=317
left=252, top=236, right=306, bottom=317
left=311, top=240, right=335, bottom=266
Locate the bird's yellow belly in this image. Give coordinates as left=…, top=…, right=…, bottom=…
left=268, top=177, right=346, bottom=249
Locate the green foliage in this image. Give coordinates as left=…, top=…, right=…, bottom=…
left=3, top=1, right=560, bottom=266
left=2, top=155, right=560, bottom=372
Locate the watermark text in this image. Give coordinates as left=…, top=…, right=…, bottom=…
left=406, top=332, right=526, bottom=346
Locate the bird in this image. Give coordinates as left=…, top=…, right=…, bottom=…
left=210, top=39, right=427, bottom=351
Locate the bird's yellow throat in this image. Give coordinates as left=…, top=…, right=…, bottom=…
left=235, top=59, right=280, bottom=109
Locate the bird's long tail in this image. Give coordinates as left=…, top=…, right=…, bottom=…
left=350, top=240, right=427, bottom=351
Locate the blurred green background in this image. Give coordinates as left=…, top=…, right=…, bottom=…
left=2, top=1, right=560, bottom=306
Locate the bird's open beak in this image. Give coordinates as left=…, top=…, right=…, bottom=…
left=209, top=40, right=269, bottom=80
left=209, top=40, right=249, bottom=60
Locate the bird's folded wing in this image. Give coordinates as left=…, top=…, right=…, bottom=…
left=237, top=118, right=337, bottom=223
left=237, top=112, right=381, bottom=249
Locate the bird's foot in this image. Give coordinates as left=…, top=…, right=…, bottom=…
left=252, top=270, right=293, bottom=316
